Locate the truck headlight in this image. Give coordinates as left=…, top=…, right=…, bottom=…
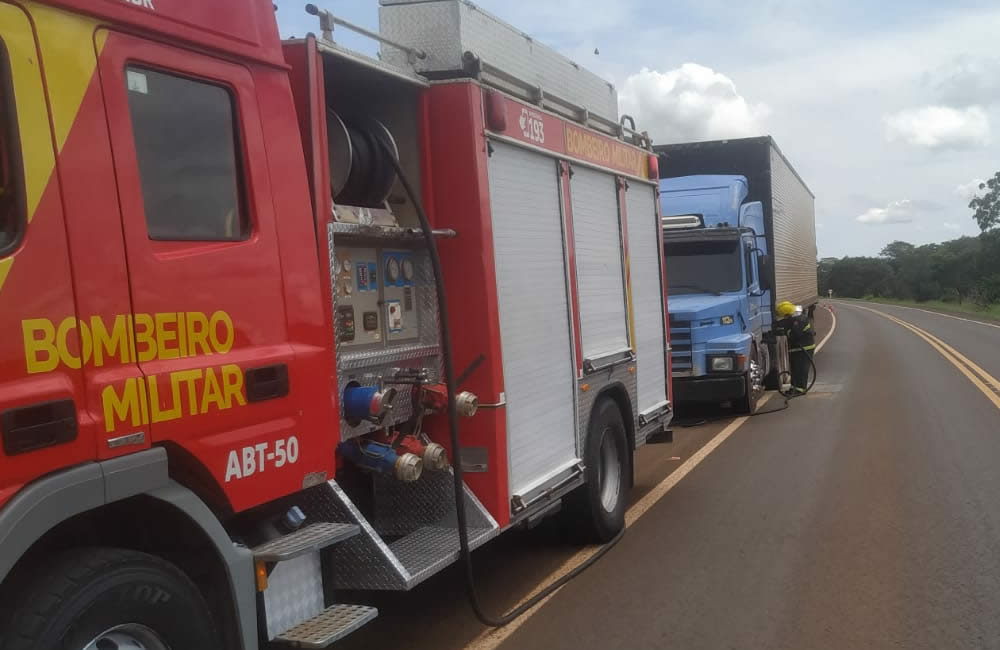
left=720, top=315, right=734, bottom=325
left=710, top=356, right=734, bottom=372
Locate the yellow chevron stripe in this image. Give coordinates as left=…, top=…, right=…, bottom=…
left=0, top=3, right=102, bottom=295
left=28, top=2, right=105, bottom=151
left=2, top=3, right=56, bottom=222
left=0, top=257, right=11, bottom=290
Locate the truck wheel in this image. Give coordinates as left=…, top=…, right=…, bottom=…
left=0, top=548, right=219, bottom=650
left=566, top=399, right=629, bottom=543
left=737, top=345, right=764, bottom=414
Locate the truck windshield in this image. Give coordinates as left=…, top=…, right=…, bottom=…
left=664, top=240, right=743, bottom=295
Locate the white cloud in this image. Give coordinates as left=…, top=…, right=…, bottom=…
left=943, top=221, right=961, bottom=231
left=883, top=105, right=990, bottom=149
left=856, top=199, right=914, bottom=225
left=955, top=178, right=986, bottom=201
left=618, top=64, right=769, bottom=143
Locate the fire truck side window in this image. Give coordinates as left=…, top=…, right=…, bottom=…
left=124, top=66, right=248, bottom=241
left=0, top=39, right=25, bottom=257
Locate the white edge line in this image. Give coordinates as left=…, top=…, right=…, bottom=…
left=466, top=307, right=838, bottom=650
left=837, top=300, right=1000, bottom=331
left=816, top=304, right=837, bottom=353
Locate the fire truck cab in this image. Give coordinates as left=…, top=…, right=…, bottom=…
left=0, top=1, right=670, bottom=647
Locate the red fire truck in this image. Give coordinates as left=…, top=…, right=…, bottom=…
left=0, top=1, right=671, bottom=647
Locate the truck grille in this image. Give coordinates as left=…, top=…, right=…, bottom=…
left=669, top=319, right=692, bottom=371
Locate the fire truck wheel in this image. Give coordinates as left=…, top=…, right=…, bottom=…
left=0, top=547, right=219, bottom=650
left=568, top=398, right=629, bottom=543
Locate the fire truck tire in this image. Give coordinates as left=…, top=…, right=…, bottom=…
left=568, top=398, right=629, bottom=543
left=0, top=547, right=219, bottom=650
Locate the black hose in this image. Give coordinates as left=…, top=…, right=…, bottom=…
left=747, top=351, right=817, bottom=416
left=675, top=350, right=819, bottom=426
left=778, top=350, right=817, bottom=399
left=378, top=143, right=622, bottom=627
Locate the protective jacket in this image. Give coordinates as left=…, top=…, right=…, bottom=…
left=786, top=314, right=816, bottom=353
left=778, top=314, right=816, bottom=392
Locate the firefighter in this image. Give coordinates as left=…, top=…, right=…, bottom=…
left=775, top=301, right=815, bottom=393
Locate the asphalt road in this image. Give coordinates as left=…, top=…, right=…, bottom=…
left=337, top=302, right=1000, bottom=649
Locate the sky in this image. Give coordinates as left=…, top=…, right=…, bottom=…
left=276, top=0, right=1000, bottom=258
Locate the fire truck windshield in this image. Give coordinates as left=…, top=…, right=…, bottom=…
left=664, top=239, right=743, bottom=296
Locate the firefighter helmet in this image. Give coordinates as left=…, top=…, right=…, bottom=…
left=776, top=301, right=797, bottom=317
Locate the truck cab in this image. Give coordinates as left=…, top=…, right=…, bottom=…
left=661, top=175, right=771, bottom=412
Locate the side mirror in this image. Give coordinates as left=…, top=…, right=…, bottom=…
left=757, top=253, right=772, bottom=290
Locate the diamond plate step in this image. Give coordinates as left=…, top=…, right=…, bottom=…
left=300, top=473, right=501, bottom=591
left=387, top=525, right=494, bottom=583
left=253, top=522, right=360, bottom=562
left=274, top=604, right=378, bottom=648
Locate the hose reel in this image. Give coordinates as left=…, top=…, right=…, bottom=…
left=326, top=109, right=399, bottom=208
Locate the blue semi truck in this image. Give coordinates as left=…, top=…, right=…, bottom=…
left=655, top=137, right=817, bottom=412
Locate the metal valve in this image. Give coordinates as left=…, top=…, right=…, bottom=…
left=455, top=391, right=479, bottom=417
left=338, top=439, right=423, bottom=482
left=393, top=452, right=423, bottom=482
left=421, top=442, right=449, bottom=471
left=393, top=435, right=449, bottom=472
left=343, top=384, right=398, bottom=423
left=422, top=385, right=479, bottom=417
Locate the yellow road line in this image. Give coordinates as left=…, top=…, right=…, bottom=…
left=844, top=303, right=1000, bottom=411
left=866, top=301, right=1000, bottom=331
left=465, top=306, right=841, bottom=649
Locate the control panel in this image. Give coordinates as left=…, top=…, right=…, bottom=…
left=382, top=249, right=418, bottom=343
left=333, top=245, right=421, bottom=347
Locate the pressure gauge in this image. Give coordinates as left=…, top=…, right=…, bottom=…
left=386, top=257, right=400, bottom=283
left=402, top=258, right=415, bottom=281
left=342, top=258, right=353, bottom=272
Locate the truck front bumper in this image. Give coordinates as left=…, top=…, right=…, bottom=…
left=673, top=374, right=746, bottom=403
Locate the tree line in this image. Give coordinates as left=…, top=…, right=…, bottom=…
left=818, top=171, right=1000, bottom=308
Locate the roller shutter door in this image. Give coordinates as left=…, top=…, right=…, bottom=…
left=487, top=141, right=578, bottom=497
left=625, top=182, right=667, bottom=413
left=570, top=166, right=629, bottom=360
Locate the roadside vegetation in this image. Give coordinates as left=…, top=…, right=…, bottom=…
left=818, top=171, right=1000, bottom=317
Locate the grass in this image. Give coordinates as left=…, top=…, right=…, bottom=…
left=842, top=296, right=1000, bottom=322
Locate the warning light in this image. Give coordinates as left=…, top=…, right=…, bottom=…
left=485, top=89, right=508, bottom=132
left=255, top=562, right=268, bottom=591
left=647, top=154, right=659, bottom=180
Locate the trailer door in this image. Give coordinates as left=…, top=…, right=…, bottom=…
left=487, top=142, right=578, bottom=499
left=624, top=182, right=668, bottom=415
left=570, top=166, right=629, bottom=362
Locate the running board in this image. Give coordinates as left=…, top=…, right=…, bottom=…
left=252, top=522, right=359, bottom=562
left=298, top=471, right=499, bottom=590
left=274, top=604, right=378, bottom=648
